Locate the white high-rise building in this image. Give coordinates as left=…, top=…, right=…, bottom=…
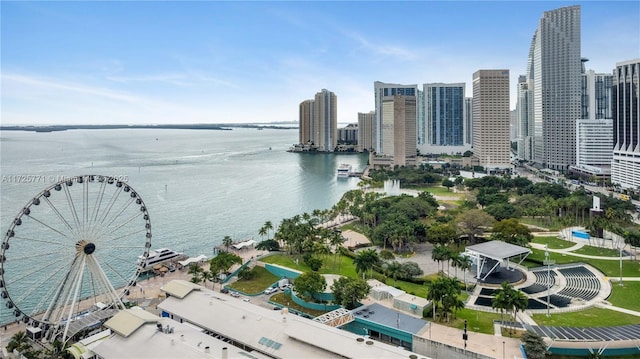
left=472, top=70, right=511, bottom=172
left=576, top=119, right=613, bottom=167
left=516, top=75, right=534, bottom=161
left=529, top=5, right=582, bottom=171
left=611, top=59, right=640, bottom=190
left=358, top=111, right=375, bottom=152
left=313, top=89, right=337, bottom=152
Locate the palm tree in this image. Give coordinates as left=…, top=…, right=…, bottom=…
left=7, top=331, right=30, bottom=353
left=354, top=249, right=379, bottom=279
left=263, top=220, right=274, bottom=239
left=426, top=276, right=460, bottom=322
left=222, top=235, right=233, bottom=252
left=458, top=255, right=473, bottom=290
left=201, top=270, right=215, bottom=289
left=431, top=245, right=449, bottom=272
left=383, top=261, right=405, bottom=285
left=492, top=281, right=528, bottom=331
left=258, top=226, right=267, bottom=242
left=188, top=263, right=204, bottom=284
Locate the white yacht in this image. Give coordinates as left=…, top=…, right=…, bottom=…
left=138, top=248, right=185, bottom=270
left=336, top=164, right=352, bottom=177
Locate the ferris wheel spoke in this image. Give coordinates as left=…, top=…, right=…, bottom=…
left=42, top=196, right=79, bottom=239
left=11, top=235, right=67, bottom=247
left=107, top=228, right=147, bottom=242
left=100, top=251, right=140, bottom=268
left=98, top=187, right=123, bottom=226
left=5, top=255, right=70, bottom=287
left=102, top=197, right=136, bottom=232
left=86, top=184, right=109, bottom=240
left=22, top=214, right=74, bottom=240
left=63, top=185, right=82, bottom=233
left=91, top=181, right=108, bottom=224
left=1, top=175, right=149, bottom=340
left=5, top=249, right=65, bottom=263
left=101, top=260, right=132, bottom=285
left=104, top=211, right=143, bottom=237
left=10, top=258, right=72, bottom=315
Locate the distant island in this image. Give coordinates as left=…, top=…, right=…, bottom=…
left=0, top=123, right=297, bottom=133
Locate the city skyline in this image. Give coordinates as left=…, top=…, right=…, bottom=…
left=2, top=1, right=638, bottom=126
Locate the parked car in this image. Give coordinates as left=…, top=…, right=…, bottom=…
left=230, top=292, right=240, bottom=297
left=264, top=287, right=277, bottom=295
left=242, top=297, right=250, bottom=302
left=221, top=287, right=229, bottom=294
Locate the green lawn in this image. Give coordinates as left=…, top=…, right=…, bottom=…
left=226, top=266, right=280, bottom=294
left=445, top=308, right=504, bottom=334
left=269, top=292, right=329, bottom=317
left=532, top=236, right=576, bottom=249
left=607, top=281, right=640, bottom=312
left=571, top=245, right=623, bottom=257
left=519, top=217, right=562, bottom=231
left=260, top=254, right=359, bottom=278
left=532, top=307, right=640, bottom=327
left=419, top=186, right=462, bottom=196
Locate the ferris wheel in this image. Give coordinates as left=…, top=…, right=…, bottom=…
left=0, top=175, right=151, bottom=343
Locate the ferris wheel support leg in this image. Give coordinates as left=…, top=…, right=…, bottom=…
left=61, top=255, right=87, bottom=343
left=87, top=256, right=125, bottom=310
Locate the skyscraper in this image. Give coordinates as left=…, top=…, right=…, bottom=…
left=374, top=81, right=418, bottom=154
left=423, top=83, right=466, bottom=147
left=472, top=70, right=511, bottom=171
left=611, top=59, right=640, bottom=190
left=298, top=99, right=314, bottom=145
left=464, top=97, right=473, bottom=147
left=516, top=75, right=534, bottom=161
left=381, top=95, right=417, bottom=166
left=581, top=67, right=613, bottom=120
left=358, top=111, right=375, bottom=152
left=529, top=5, right=582, bottom=171
left=313, top=89, right=337, bottom=152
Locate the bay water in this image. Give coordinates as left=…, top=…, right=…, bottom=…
left=0, top=127, right=367, bottom=324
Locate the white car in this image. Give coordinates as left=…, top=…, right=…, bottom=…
left=264, top=287, right=277, bottom=295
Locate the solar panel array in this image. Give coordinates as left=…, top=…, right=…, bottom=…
left=530, top=324, right=640, bottom=341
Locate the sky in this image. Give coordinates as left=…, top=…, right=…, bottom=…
left=1, top=1, right=639, bottom=126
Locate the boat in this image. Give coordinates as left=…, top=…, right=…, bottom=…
left=336, top=164, right=352, bottom=177
left=138, top=248, right=186, bottom=271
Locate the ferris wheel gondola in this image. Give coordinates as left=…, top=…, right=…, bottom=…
left=0, top=175, right=151, bottom=343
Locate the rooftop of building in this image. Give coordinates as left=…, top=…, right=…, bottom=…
left=157, top=280, right=429, bottom=359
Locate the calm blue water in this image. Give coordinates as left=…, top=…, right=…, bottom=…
left=0, top=128, right=367, bottom=324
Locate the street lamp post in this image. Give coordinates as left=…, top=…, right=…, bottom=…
left=502, top=340, right=505, bottom=359
left=462, top=320, right=468, bottom=352
left=619, top=244, right=624, bottom=286
left=544, top=245, right=555, bottom=317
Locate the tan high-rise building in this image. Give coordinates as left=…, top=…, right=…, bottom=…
left=358, top=111, right=375, bottom=152
left=472, top=70, right=511, bottom=172
left=381, top=95, right=417, bottom=166
left=313, top=89, right=337, bottom=152
left=298, top=99, right=314, bottom=145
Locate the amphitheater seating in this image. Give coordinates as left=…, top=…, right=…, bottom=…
left=556, top=266, right=600, bottom=301
left=473, top=264, right=602, bottom=310
left=521, top=270, right=556, bottom=295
